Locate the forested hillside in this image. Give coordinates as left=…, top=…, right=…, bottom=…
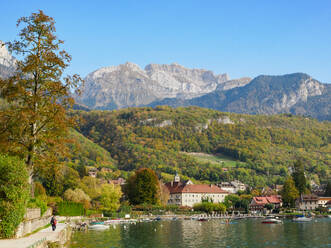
left=74, top=106, right=331, bottom=187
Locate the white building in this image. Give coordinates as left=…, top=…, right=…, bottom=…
left=219, top=180, right=246, bottom=194
left=318, top=197, right=331, bottom=208
left=296, top=194, right=319, bottom=210
left=165, top=173, right=229, bottom=207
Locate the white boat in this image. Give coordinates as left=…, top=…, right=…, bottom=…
left=292, top=216, right=312, bottom=222
left=261, top=217, right=282, bottom=224
left=88, top=224, right=109, bottom=230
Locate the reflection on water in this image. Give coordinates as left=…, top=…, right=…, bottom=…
left=70, top=218, right=331, bottom=248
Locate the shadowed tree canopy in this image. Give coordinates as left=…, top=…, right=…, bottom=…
left=0, top=10, right=82, bottom=183
left=281, top=177, right=299, bottom=208
left=124, top=168, right=160, bottom=205
left=292, top=159, right=307, bottom=195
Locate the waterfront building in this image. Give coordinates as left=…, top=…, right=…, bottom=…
left=317, top=197, right=331, bottom=208
left=165, top=173, right=229, bottom=207
left=326, top=200, right=331, bottom=212
left=296, top=194, right=319, bottom=210
left=249, top=195, right=282, bottom=211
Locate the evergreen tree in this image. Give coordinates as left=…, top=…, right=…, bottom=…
left=281, top=177, right=299, bottom=208
left=125, top=168, right=160, bottom=205
left=325, top=180, right=331, bottom=196
left=0, top=11, right=82, bottom=184
left=292, top=159, right=306, bottom=195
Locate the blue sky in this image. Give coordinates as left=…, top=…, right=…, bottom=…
left=1, top=0, right=331, bottom=83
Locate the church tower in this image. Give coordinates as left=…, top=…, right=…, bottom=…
left=174, top=172, right=180, bottom=183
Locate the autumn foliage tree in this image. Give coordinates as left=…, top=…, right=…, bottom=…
left=125, top=168, right=160, bottom=205
left=0, top=11, right=82, bottom=184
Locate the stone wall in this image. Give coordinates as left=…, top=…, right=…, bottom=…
left=15, top=208, right=53, bottom=238
left=24, top=208, right=41, bottom=220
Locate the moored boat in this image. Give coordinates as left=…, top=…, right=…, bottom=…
left=261, top=217, right=282, bottom=224
left=292, top=216, right=312, bottom=222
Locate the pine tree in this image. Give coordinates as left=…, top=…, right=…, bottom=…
left=292, top=159, right=306, bottom=195
left=325, top=180, right=331, bottom=196
left=124, top=168, right=160, bottom=205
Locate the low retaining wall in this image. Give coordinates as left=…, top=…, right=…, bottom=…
left=25, top=208, right=41, bottom=220
left=15, top=208, right=52, bottom=238
left=26, top=226, right=72, bottom=248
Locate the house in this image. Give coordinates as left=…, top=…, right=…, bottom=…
left=326, top=200, right=331, bottom=212
left=88, top=168, right=98, bottom=178
left=249, top=195, right=282, bottom=211
left=311, top=183, right=326, bottom=196
left=109, top=177, right=126, bottom=186
left=274, top=185, right=283, bottom=193
left=317, top=197, right=331, bottom=208
left=261, top=187, right=277, bottom=196
left=296, top=194, right=319, bottom=210
left=165, top=173, right=229, bottom=207
left=219, top=180, right=246, bottom=194
left=100, top=167, right=113, bottom=173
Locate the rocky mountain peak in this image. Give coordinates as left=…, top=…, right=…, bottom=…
left=77, top=62, right=232, bottom=110
left=0, top=41, right=16, bottom=68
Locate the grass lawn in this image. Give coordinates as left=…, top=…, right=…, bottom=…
left=183, top=152, right=245, bottom=168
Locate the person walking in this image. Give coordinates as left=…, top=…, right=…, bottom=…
left=50, top=216, right=57, bottom=231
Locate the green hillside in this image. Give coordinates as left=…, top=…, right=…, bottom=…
left=73, top=106, right=331, bottom=187
left=67, top=129, right=117, bottom=170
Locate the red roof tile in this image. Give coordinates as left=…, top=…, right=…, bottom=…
left=251, top=195, right=282, bottom=206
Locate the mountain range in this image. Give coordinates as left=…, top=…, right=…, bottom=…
left=0, top=42, right=330, bottom=121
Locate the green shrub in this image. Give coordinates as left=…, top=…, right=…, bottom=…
left=27, top=197, right=48, bottom=216
left=0, top=154, right=29, bottom=238
left=57, top=201, right=84, bottom=216
left=193, top=202, right=226, bottom=214
left=34, top=182, right=46, bottom=199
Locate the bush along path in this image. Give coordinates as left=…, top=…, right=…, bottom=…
left=0, top=223, right=70, bottom=248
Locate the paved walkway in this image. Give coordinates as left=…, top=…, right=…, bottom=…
left=0, top=223, right=67, bottom=248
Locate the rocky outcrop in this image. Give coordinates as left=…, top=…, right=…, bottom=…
left=216, top=77, right=251, bottom=91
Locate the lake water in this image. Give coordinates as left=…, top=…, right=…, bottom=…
left=69, top=218, right=331, bottom=248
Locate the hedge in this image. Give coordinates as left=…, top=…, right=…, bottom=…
left=0, top=154, right=29, bottom=238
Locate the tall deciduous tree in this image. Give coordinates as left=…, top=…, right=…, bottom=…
left=125, top=168, right=160, bottom=205
left=281, top=177, right=299, bottom=208
left=0, top=11, right=82, bottom=184
left=100, top=184, right=122, bottom=212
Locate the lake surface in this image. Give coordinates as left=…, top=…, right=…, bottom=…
left=69, top=218, right=331, bottom=248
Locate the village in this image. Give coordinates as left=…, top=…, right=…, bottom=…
left=88, top=166, right=331, bottom=214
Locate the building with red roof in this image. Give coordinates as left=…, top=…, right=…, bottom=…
left=165, top=173, right=229, bottom=207
left=249, top=195, right=282, bottom=211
